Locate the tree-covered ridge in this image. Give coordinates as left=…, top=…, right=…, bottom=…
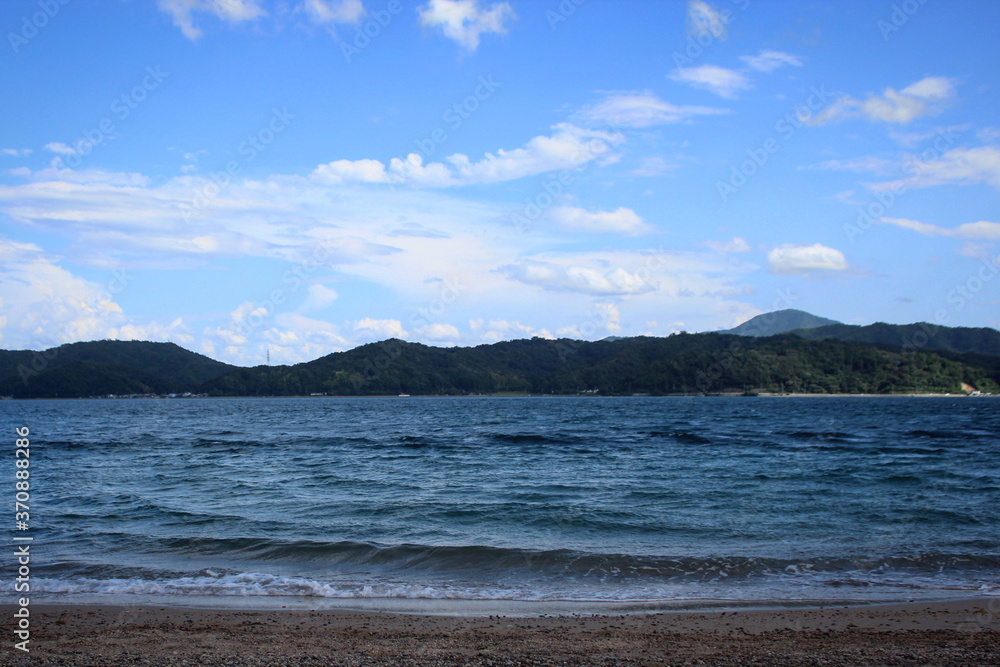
left=199, top=334, right=999, bottom=397
left=2, top=325, right=998, bottom=399
left=790, top=322, right=1000, bottom=357
left=0, top=340, right=233, bottom=398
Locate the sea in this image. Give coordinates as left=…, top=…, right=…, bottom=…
left=3, top=396, right=999, bottom=613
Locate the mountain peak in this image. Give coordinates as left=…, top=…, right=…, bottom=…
left=723, top=309, right=842, bottom=337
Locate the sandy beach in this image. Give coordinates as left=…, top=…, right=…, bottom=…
left=2, top=598, right=998, bottom=666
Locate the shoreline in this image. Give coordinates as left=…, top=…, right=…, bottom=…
left=4, top=597, right=998, bottom=666
left=4, top=392, right=997, bottom=400
left=18, top=593, right=1000, bottom=616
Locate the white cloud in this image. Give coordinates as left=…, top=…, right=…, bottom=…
left=592, top=302, right=621, bottom=333
left=303, top=0, right=364, bottom=25
left=499, top=260, right=658, bottom=296
left=469, top=318, right=553, bottom=343
left=767, top=244, right=849, bottom=274
left=900, top=77, right=954, bottom=100
left=209, top=301, right=270, bottom=347
left=417, top=0, right=515, bottom=51
left=0, top=102, right=763, bottom=359
left=414, top=322, right=461, bottom=340
left=801, top=156, right=895, bottom=174
left=977, top=127, right=1000, bottom=143
left=44, top=142, right=77, bottom=156
left=577, top=91, right=728, bottom=128
left=2, top=148, right=32, bottom=157
left=107, top=318, right=194, bottom=345
left=811, top=76, right=956, bottom=125
left=313, top=158, right=391, bottom=185
left=269, top=314, right=351, bottom=360
left=878, top=217, right=940, bottom=236
left=550, top=206, right=653, bottom=235
left=686, top=0, right=726, bottom=40
left=354, top=317, right=407, bottom=340
left=301, top=284, right=339, bottom=311
left=739, top=50, right=802, bottom=72
left=881, top=217, right=1000, bottom=240
left=0, top=239, right=125, bottom=349
left=871, top=146, right=1000, bottom=191
left=705, top=237, right=751, bottom=253
left=669, top=65, right=751, bottom=99
left=632, top=157, right=678, bottom=177
left=201, top=311, right=353, bottom=366
left=157, top=0, right=267, bottom=40
left=311, top=123, right=624, bottom=187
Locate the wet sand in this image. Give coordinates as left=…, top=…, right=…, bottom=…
left=2, top=598, right=998, bottom=666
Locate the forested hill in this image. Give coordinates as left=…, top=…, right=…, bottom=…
left=789, top=322, right=1000, bottom=357
left=0, top=340, right=233, bottom=398
left=723, top=309, right=841, bottom=337
left=199, top=334, right=1000, bottom=397
left=3, top=329, right=997, bottom=398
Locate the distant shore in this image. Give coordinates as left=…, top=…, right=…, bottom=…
left=3, top=392, right=996, bottom=400
left=4, top=597, right=998, bottom=666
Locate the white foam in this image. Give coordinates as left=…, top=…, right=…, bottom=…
left=32, top=572, right=465, bottom=599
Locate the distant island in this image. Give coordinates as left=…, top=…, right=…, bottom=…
left=2, top=310, right=998, bottom=399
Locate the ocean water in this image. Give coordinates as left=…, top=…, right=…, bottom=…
left=4, top=396, right=999, bottom=610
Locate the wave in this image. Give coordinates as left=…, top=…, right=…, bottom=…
left=20, top=549, right=1000, bottom=602
left=72, top=536, right=1000, bottom=579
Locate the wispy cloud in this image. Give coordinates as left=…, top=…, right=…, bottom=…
left=668, top=65, right=751, bottom=99
left=549, top=206, right=653, bottom=236
left=303, top=0, right=364, bottom=25
left=881, top=217, right=1000, bottom=240
left=578, top=91, right=728, bottom=128
left=0, top=238, right=124, bottom=347
left=767, top=243, right=849, bottom=274
left=686, top=0, right=727, bottom=40
left=499, top=259, right=659, bottom=296
left=801, top=156, right=895, bottom=174
left=157, top=0, right=266, bottom=40
left=705, top=237, right=751, bottom=253
left=811, top=76, right=956, bottom=125
left=417, top=0, right=515, bottom=51
left=870, top=146, right=1000, bottom=191
left=44, top=142, right=78, bottom=156
left=739, top=50, right=802, bottom=73
left=310, top=123, right=624, bottom=187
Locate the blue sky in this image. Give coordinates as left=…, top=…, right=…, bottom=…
left=1, top=0, right=998, bottom=365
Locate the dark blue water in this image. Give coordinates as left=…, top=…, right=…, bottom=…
left=3, top=397, right=999, bottom=607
